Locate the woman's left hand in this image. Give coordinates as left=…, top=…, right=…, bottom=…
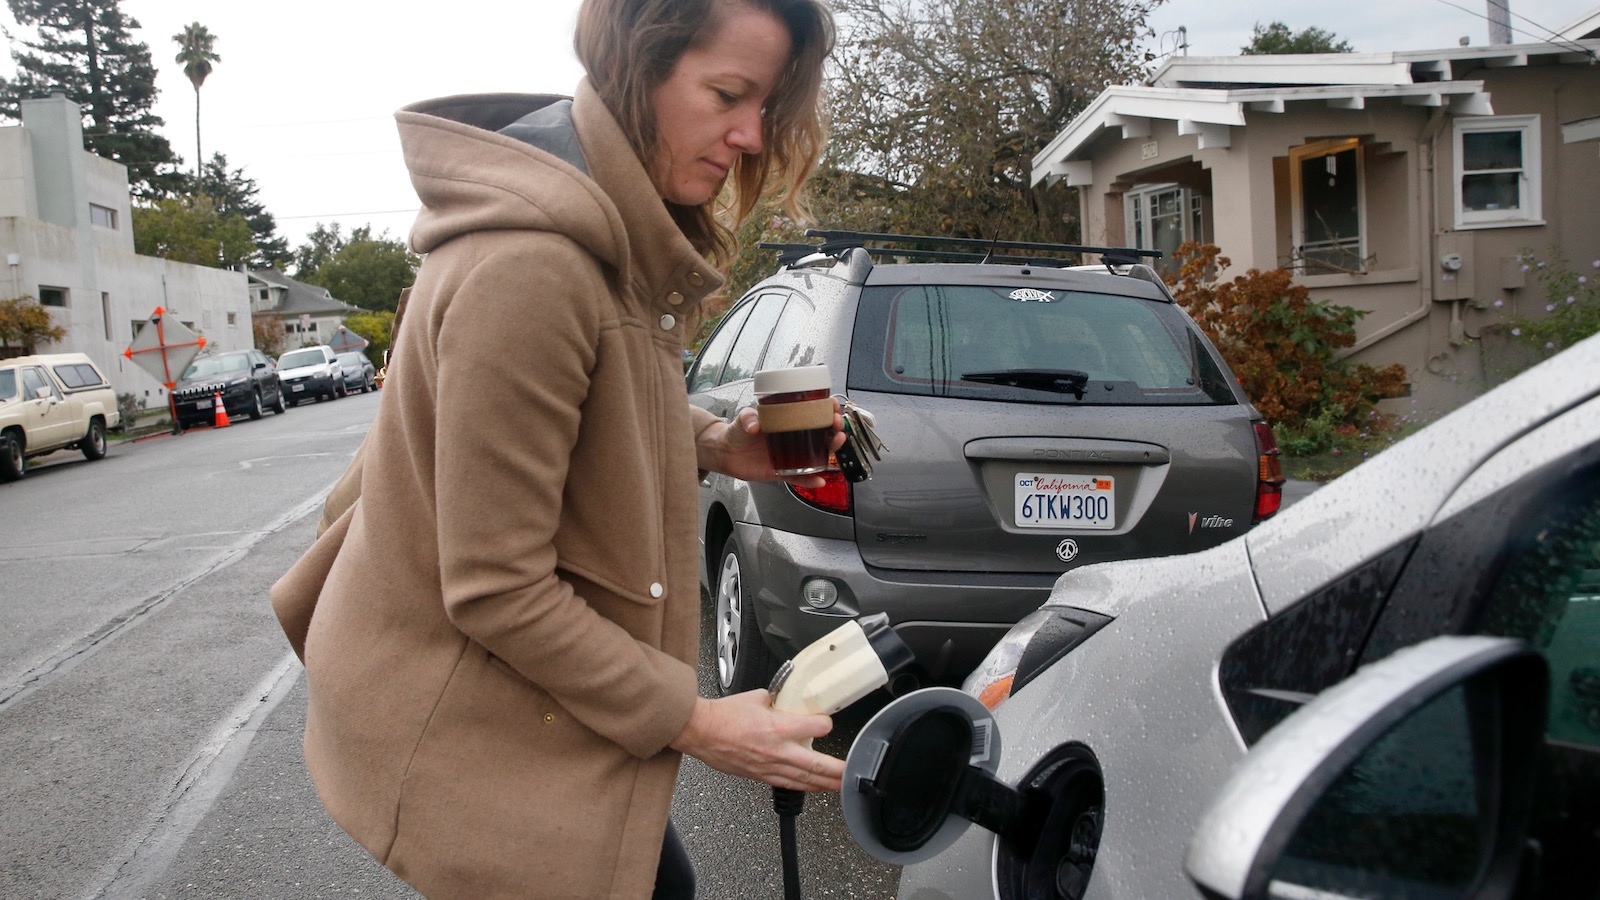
left=698, top=404, right=846, bottom=489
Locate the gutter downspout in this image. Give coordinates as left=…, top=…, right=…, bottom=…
left=1348, top=105, right=1450, bottom=354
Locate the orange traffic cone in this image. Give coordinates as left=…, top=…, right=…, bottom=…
left=212, top=391, right=231, bottom=428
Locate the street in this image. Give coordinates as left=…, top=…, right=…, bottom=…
left=0, top=392, right=899, bottom=899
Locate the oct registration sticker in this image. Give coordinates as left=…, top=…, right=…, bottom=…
left=1015, top=474, right=1115, bottom=529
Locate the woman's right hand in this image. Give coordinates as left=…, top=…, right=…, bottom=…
left=668, top=691, right=845, bottom=792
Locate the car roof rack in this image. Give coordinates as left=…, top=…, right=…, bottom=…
left=760, top=229, right=1161, bottom=270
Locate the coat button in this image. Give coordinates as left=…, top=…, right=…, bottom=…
left=667, top=291, right=685, bottom=306
left=659, top=315, right=676, bottom=331
left=650, top=582, right=664, bottom=598
left=686, top=271, right=704, bottom=287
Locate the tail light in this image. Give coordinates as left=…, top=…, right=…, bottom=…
left=1253, top=421, right=1285, bottom=521
left=789, top=470, right=852, bottom=514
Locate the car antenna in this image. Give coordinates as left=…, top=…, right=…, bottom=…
left=978, top=231, right=1002, bottom=265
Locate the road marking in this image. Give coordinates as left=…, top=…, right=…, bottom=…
left=80, top=651, right=304, bottom=900
left=0, top=490, right=329, bottom=713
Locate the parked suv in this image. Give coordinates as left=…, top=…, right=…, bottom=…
left=172, top=349, right=287, bottom=428
left=277, top=345, right=342, bottom=404
left=689, top=231, right=1282, bottom=695
left=0, top=352, right=121, bottom=481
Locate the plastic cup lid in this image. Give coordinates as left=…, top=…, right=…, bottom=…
left=753, top=364, right=831, bottom=397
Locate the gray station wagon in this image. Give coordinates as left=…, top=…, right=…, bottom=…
left=688, top=231, right=1283, bottom=695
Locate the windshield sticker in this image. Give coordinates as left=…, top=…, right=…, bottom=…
left=1008, top=288, right=1057, bottom=303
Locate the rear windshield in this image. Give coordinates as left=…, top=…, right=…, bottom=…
left=848, top=284, right=1237, bottom=405
left=279, top=349, right=326, bottom=368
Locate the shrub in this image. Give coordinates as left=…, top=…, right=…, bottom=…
left=1505, top=249, right=1600, bottom=359
left=1165, top=242, right=1407, bottom=429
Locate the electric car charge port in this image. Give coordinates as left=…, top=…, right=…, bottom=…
left=842, top=688, right=1106, bottom=900
left=996, top=745, right=1104, bottom=900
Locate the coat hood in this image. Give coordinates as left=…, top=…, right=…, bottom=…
left=396, top=90, right=626, bottom=266
left=394, top=81, right=724, bottom=314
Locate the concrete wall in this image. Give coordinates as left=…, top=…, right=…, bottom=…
left=0, top=94, right=252, bottom=409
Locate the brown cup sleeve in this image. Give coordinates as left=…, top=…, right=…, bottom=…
left=756, top=397, right=835, bottom=433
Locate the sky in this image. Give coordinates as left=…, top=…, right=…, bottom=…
left=0, top=0, right=1592, bottom=256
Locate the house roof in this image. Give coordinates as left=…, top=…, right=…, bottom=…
left=1033, top=37, right=1600, bottom=186
left=1559, top=7, right=1600, bottom=40
left=247, top=268, right=359, bottom=317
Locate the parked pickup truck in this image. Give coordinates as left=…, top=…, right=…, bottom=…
left=0, top=353, right=121, bottom=481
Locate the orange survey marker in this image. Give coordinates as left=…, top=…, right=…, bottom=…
left=212, top=392, right=231, bottom=428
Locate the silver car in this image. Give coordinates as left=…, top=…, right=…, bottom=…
left=690, top=231, right=1283, bottom=697
left=878, top=331, right=1600, bottom=899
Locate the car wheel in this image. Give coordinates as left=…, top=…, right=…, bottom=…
left=1, top=431, right=25, bottom=481
left=270, top=384, right=287, bottom=414
left=248, top=390, right=265, bottom=420
left=713, top=534, right=775, bottom=696
left=80, top=419, right=107, bottom=460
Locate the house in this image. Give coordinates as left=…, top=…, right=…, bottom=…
left=0, top=92, right=251, bottom=407
left=247, top=268, right=360, bottom=351
left=1031, top=11, right=1600, bottom=416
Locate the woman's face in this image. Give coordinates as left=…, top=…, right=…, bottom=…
left=648, top=5, right=792, bottom=206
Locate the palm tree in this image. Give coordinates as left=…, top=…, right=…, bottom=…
left=172, top=23, right=221, bottom=182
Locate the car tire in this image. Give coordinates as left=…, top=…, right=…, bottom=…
left=248, top=390, right=265, bottom=420
left=1, top=431, right=24, bottom=481
left=270, top=385, right=287, bottom=414
left=713, top=534, right=776, bottom=697
left=80, top=419, right=107, bottom=460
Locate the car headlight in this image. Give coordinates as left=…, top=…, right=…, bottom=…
left=963, top=606, right=1112, bottom=711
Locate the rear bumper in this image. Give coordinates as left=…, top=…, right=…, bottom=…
left=731, top=521, right=1054, bottom=684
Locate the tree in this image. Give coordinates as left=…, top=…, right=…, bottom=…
left=342, top=309, right=396, bottom=367
left=1241, top=22, right=1353, bottom=54
left=199, top=153, right=291, bottom=268
left=291, top=222, right=349, bottom=279
left=296, top=226, right=419, bottom=312
left=716, top=0, right=1159, bottom=301
left=131, top=196, right=254, bottom=268
left=172, top=22, right=219, bottom=181
left=0, top=0, right=183, bottom=198
left=251, top=314, right=285, bottom=356
left=0, top=295, right=67, bottom=353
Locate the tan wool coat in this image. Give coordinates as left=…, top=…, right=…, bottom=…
left=270, top=82, right=727, bottom=898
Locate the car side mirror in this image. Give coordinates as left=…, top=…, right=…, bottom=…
left=1185, top=635, right=1548, bottom=900
left=33, top=386, right=52, bottom=401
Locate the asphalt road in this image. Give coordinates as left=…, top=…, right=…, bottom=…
left=0, top=389, right=899, bottom=900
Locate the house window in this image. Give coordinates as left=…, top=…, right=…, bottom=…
left=227, top=311, right=237, bottom=327
left=89, top=203, right=118, bottom=229
left=1126, top=183, right=1207, bottom=273
left=1454, top=115, right=1541, bottom=229
left=102, top=292, right=112, bottom=340
left=1289, top=138, right=1366, bottom=275
left=39, top=286, right=68, bottom=307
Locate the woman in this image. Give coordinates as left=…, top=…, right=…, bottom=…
left=270, top=0, right=840, bottom=896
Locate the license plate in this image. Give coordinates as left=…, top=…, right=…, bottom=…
left=194, top=397, right=212, bottom=409
left=1015, top=474, right=1115, bottom=529
left=291, top=384, right=306, bottom=392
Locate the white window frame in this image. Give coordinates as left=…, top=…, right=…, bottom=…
left=1124, top=183, right=1207, bottom=270
left=89, top=203, right=118, bottom=229
left=1289, top=138, right=1368, bottom=275
left=1453, top=115, right=1542, bottom=230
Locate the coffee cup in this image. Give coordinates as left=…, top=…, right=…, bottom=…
left=754, top=364, right=834, bottom=476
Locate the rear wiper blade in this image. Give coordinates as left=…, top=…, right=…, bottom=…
left=960, top=368, right=1089, bottom=396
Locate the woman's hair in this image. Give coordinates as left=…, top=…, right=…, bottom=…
left=574, top=0, right=834, bottom=263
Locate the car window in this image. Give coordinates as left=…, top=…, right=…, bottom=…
left=688, top=300, right=756, bottom=393
left=719, top=293, right=788, bottom=387
left=847, top=284, right=1237, bottom=405
left=1477, top=485, right=1600, bottom=748
left=279, top=349, right=327, bottom=369
left=51, top=363, right=103, bottom=389
left=22, top=366, right=58, bottom=400
left=0, top=368, right=15, bottom=402
left=758, top=291, right=816, bottom=372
